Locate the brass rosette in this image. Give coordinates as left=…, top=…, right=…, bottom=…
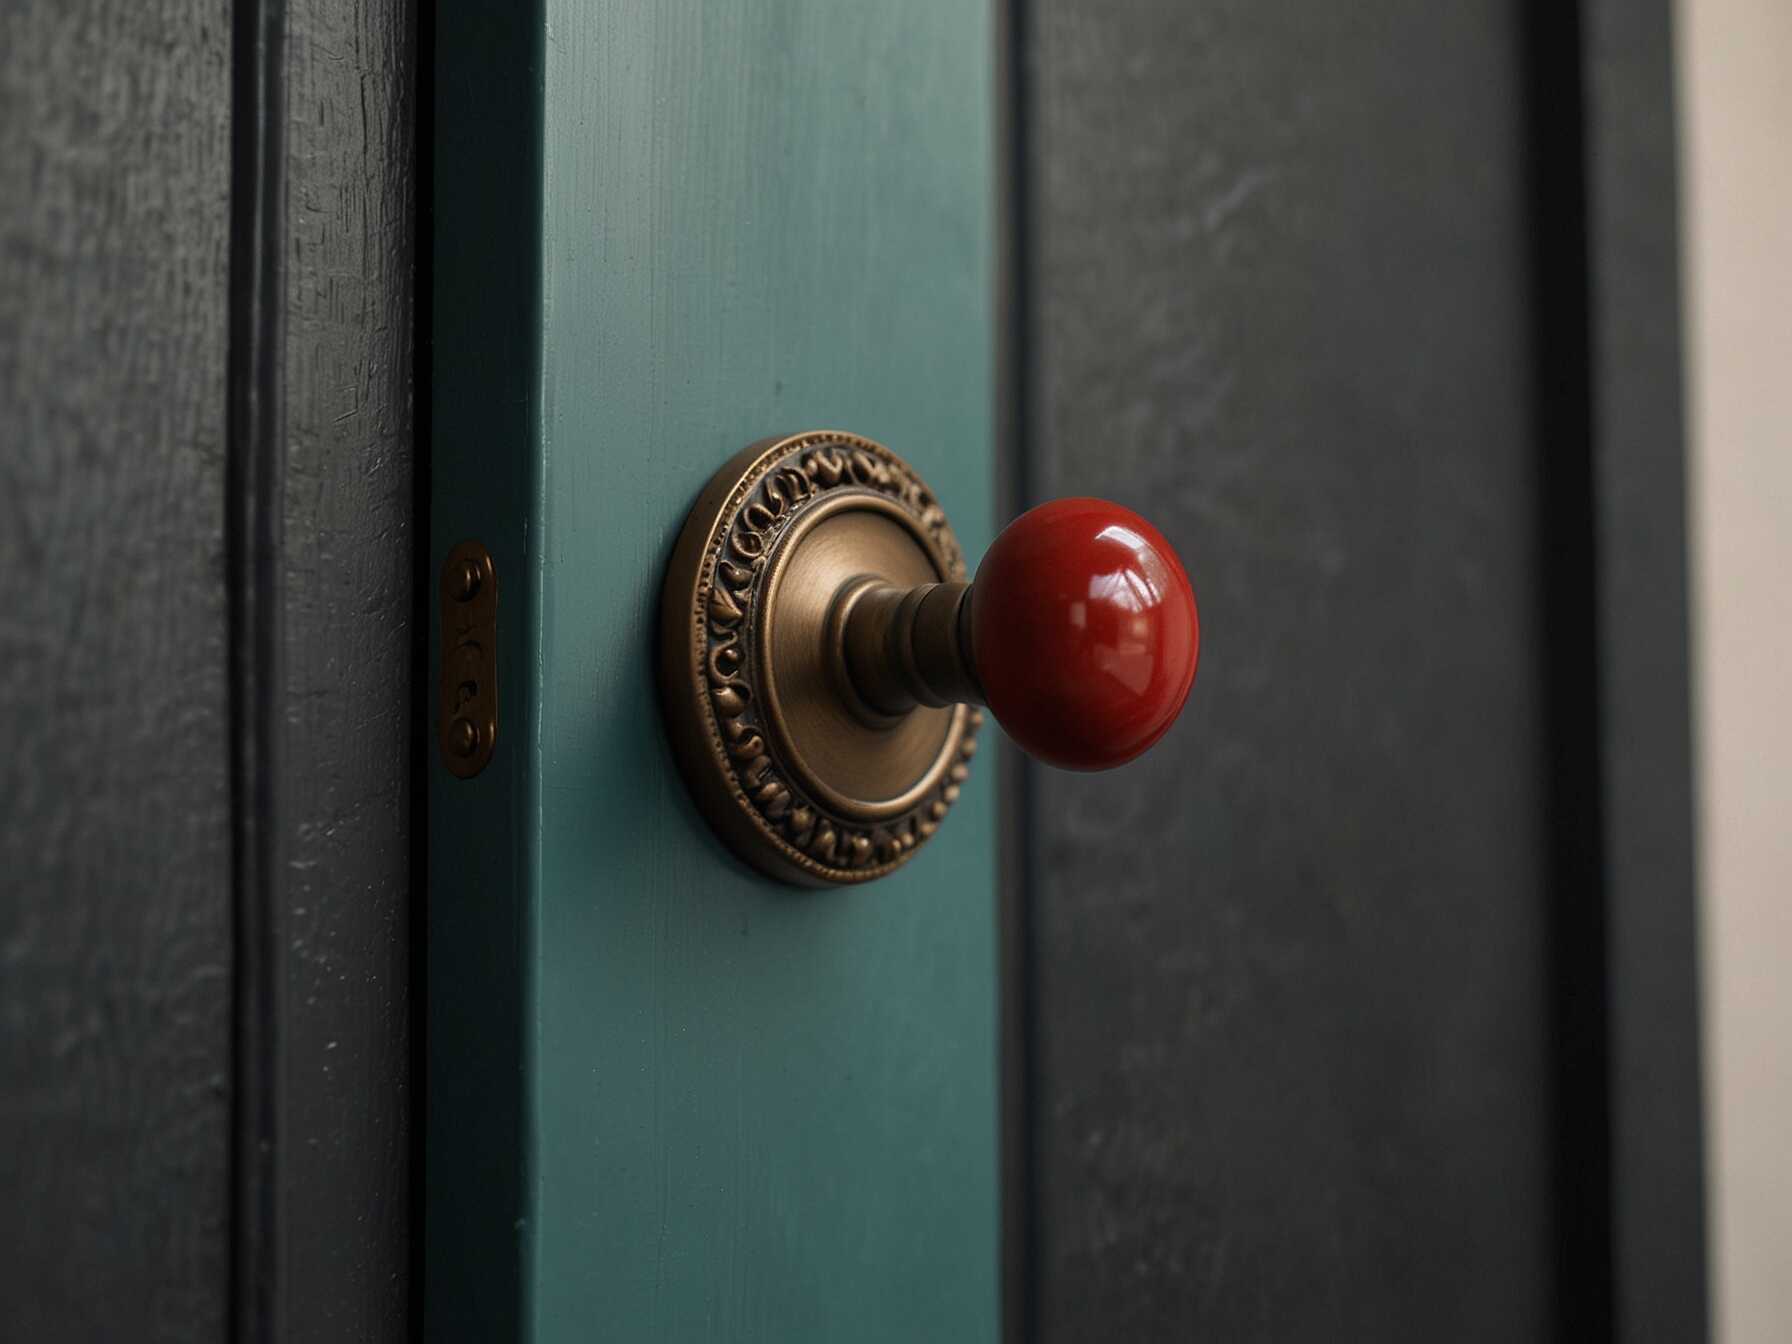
left=659, top=432, right=980, bottom=887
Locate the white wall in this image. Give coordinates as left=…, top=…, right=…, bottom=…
left=1676, top=1, right=1792, bottom=1339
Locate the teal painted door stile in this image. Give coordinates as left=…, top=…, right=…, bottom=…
left=429, top=3, right=1001, bottom=1341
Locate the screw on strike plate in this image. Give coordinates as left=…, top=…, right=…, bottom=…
left=450, top=558, right=483, bottom=603
left=439, top=541, right=497, bottom=778
left=446, top=717, right=480, bottom=758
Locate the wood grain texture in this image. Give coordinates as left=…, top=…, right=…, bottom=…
left=2, top=0, right=417, bottom=1334
left=1582, top=2, right=1708, bottom=1338
left=1022, top=2, right=1556, bottom=1336
left=429, top=3, right=998, bottom=1340
left=274, top=0, right=416, bottom=1336
left=0, top=1, right=235, bottom=1339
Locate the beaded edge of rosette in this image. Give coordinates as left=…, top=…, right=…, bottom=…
left=694, top=433, right=981, bottom=883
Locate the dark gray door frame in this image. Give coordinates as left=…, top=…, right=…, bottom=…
left=3, top=0, right=419, bottom=1336
left=227, top=0, right=419, bottom=1337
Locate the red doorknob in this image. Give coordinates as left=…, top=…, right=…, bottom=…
left=661, top=433, right=1202, bottom=885
left=837, top=496, right=1199, bottom=771
left=972, top=498, right=1200, bottom=770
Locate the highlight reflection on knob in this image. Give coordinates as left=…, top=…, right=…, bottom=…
left=837, top=497, right=1200, bottom=771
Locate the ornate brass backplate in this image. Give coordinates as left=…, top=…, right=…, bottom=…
left=659, top=432, right=980, bottom=887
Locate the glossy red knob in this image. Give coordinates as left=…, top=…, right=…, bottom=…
left=970, top=498, right=1199, bottom=771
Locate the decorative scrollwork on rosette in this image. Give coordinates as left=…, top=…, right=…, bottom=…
left=694, top=433, right=978, bottom=883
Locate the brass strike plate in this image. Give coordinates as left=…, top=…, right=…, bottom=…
left=439, top=540, right=498, bottom=778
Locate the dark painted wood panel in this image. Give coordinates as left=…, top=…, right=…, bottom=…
left=1022, top=2, right=1555, bottom=1337
left=1582, top=3, right=1708, bottom=1339
left=0, top=1, right=235, bottom=1339
left=274, top=0, right=417, bottom=1336
left=2, top=0, right=417, bottom=1335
